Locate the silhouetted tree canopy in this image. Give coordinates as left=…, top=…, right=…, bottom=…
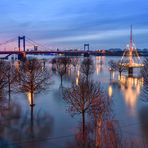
left=63, top=77, right=109, bottom=144
left=80, top=58, right=94, bottom=80
left=16, top=59, right=51, bottom=106
left=52, top=57, right=71, bottom=85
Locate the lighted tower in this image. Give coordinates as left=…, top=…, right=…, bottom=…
left=129, top=25, right=134, bottom=65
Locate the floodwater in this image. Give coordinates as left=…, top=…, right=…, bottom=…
left=0, top=56, right=148, bottom=148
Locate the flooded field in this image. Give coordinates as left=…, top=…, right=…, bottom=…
left=0, top=56, right=147, bottom=148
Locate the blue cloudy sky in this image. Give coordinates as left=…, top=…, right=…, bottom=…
left=0, top=0, right=148, bottom=50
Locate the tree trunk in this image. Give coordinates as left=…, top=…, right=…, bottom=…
left=119, top=71, right=122, bottom=78
left=30, top=105, right=34, bottom=146
left=8, top=80, right=11, bottom=102
left=82, top=110, right=86, bottom=143
left=60, top=75, right=63, bottom=86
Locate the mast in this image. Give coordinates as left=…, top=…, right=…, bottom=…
left=129, top=25, right=133, bottom=65
left=130, top=25, right=133, bottom=49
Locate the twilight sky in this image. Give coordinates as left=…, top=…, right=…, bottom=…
left=0, top=0, right=148, bottom=50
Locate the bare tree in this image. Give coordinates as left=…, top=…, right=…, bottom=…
left=17, top=59, right=51, bottom=106
left=108, top=60, right=127, bottom=77
left=2, top=61, right=16, bottom=101
left=63, top=77, right=107, bottom=144
left=0, top=60, right=7, bottom=97
left=108, top=60, right=117, bottom=71
left=54, top=58, right=66, bottom=86
left=141, top=58, right=148, bottom=98
left=117, top=60, right=128, bottom=77
left=60, top=56, right=71, bottom=73
left=80, top=58, right=95, bottom=81
left=71, top=57, right=79, bottom=70
left=0, top=60, right=16, bottom=99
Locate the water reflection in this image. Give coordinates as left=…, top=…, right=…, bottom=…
left=95, top=56, right=104, bottom=75
left=119, top=75, right=143, bottom=115
left=0, top=101, right=53, bottom=148
left=0, top=57, right=147, bottom=147
left=27, top=92, right=33, bottom=106
left=108, top=85, right=113, bottom=97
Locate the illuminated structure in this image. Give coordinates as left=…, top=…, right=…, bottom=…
left=120, top=26, right=144, bottom=76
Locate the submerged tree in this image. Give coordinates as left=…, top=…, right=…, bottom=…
left=0, top=60, right=17, bottom=100
left=71, top=57, right=79, bottom=70
left=108, top=60, right=127, bottom=77
left=63, top=77, right=108, bottom=145
left=17, top=59, right=51, bottom=106
left=117, top=60, right=128, bottom=77
left=80, top=58, right=95, bottom=81
left=53, top=57, right=71, bottom=86
left=0, top=61, right=7, bottom=97
left=3, top=62, right=16, bottom=101
left=141, top=58, right=148, bottom=99
left=108, top=60, right=117, bottom=71
left=55, top=58, right=66, bottom=85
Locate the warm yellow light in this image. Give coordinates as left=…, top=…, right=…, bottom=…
left=77, top=69, right=80, bottom=77
left=120, top=75, right=143, bottom=116
left=76, top=77, right=79, bottom=86
left=27, top=92, right=32, bottom=105
left=108, top=85, right=113, bottom=97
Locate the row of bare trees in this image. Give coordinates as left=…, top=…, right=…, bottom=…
left=0, top=57, right=147, bottom=147
left=0, top=59, right=51, bottom=106
left=0, top=61, right=16, bottom=101
left=61, top=57, right=122, bottom=147
left=0, top=59, right=53, bottom=147
left=108, top=60, right=127, bottom=77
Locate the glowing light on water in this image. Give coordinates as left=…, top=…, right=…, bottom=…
left=76, top=77, right=79, bottom=86
left=119, top=75, right=143, bottom=116
left=77, top=69, right=80, bottom=77
left=95, top=56, right=102, bottom=75
left=27, top=92, right=32, bottom=105
left=108, top=85, right=113, bottom=97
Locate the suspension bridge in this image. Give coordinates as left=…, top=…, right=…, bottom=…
left=0, top=36, right=99, bottom=59
left=0, top=28, right=145, bottom=75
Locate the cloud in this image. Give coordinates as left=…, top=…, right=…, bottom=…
left=45, top=28, right=148, bottom=43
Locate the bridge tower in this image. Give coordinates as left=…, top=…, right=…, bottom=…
left=18, top=36, right=26, bottom=52
left=84, top=44, right=89, bottom=51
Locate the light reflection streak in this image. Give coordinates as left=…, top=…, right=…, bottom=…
left=95, top=56, right=103, bottom=75
left=27, top=92, right=32, bottom=106
left=108, top=85, right=113, bottom=97
left=76, top=77, right=79, bottom=86
left=14, top=61, right=20, bottom=72
left=76, top=66, right=80, bottom=85
left=119, top=75, right=143, bottom=116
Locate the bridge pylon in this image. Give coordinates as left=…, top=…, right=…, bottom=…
left=18, top=36, right=26, bottom=52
